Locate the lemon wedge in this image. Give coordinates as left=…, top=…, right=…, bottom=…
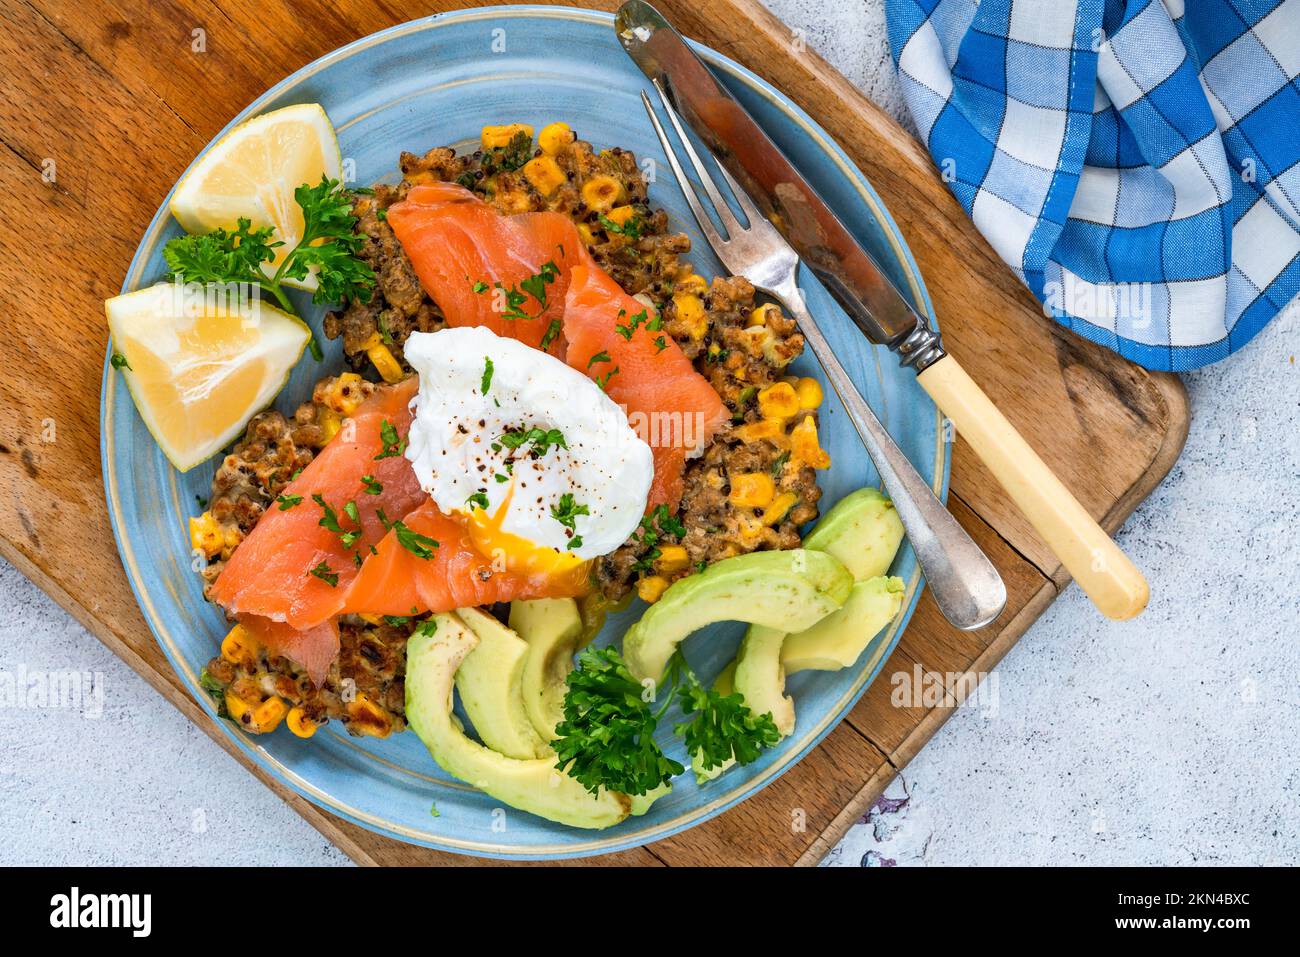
left=169, top=103, right=342, bottom=292
left=106, top=283, right=311, bottom=472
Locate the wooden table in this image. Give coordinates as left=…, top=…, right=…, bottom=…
left=0, top=0, right=1188, bottom=865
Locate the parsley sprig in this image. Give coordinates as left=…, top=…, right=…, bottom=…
left=552, top=646, right=779, bottom=796
left=162, top=176, right=376, bottom=359
left=552, top=647, right=684, bottom=797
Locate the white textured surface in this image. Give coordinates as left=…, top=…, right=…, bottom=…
left=1, top=0, right=1296, bottom=866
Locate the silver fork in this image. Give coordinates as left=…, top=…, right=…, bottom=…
left=642, top=83, right=1006, bottom=631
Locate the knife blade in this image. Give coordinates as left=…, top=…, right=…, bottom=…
left=615, top=0, right=945, bottom=372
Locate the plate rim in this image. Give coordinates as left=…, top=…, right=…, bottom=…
left=100, top=3, right=949, bottom=860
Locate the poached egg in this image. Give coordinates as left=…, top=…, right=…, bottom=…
left=404, top=327, right=653, bottom=575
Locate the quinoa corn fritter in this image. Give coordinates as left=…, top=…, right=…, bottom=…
left=195, top=123, right=829, bottom=737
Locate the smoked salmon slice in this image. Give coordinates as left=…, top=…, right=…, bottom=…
left=562, top=263, right=728, bottom=510
left=238, top=615, right=340, bottom=689
left=209, top=378, right=427, bottom=631
left=342, top=500, right=591, bottom=616
left=386, top=183, right=585, bottom=354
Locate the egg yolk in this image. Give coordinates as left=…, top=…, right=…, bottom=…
left=463, top=485, right=591, bottom=592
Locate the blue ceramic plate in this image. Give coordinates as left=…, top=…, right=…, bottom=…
left=102, top=5, right=947, bottom=859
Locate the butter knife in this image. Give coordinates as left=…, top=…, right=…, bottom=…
left=616, top=0, right=1148, bottom=620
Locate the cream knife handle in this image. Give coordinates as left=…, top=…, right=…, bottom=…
left=917, top=355, right=1148, bottom=620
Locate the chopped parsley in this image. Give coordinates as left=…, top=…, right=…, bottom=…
left=540, top=319, right=563, bottom=351
left=499, top=426, right=567, bottom=457
left=415, top=619, right=439, bottom=638
left=307, top=561, right=339, bottom=587
left=382, top=615, right=411, bottom=627
left=551, top=493, right=589, bottom=533
left=599, top=213, right=644, bottom=239
left=630, top=505, right=687, bottom=574
left=374, top=419, right=406, bottom=460
left=653, top=335, right=668, bottom=353
left=519, top=261, right=560, bottom=307
left=614, top=308, right=651, bottom=341
left=276, top=493, right=303, bottom=511
left=379, top=508, right=439, bottom=560
left=480, top=356, right=494, bottom=395
left=471, top=280, right=490, bottom=293
left=360, top=475, right=383, bottom=495
left=467, top=491, right=490, bottom=511
left=595, top=367, right=620, bottom=391
left=586, top=351, right=611, bottom=370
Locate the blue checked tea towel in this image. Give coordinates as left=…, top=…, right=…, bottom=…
left=886, top=0, right=1300, bottom=371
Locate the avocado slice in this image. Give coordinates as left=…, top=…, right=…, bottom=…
left=734, top=624, right=796, bottom=737
left=453, top=607, right=548, bottom=761
left=623, top=549, right=854, bottom=683
left=508, top=598, right=592, bottom=742
left=701, top=489, right=909, bottom=760
left=781, top=575, right=906, bottom=673
left=405, top=614, right=631, bottom=830
left=802, top=487, right=904, bottom=580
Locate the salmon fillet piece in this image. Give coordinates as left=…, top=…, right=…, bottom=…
left=209, top=378, right=426, bottom=630
left=341, top=499, right=591, bottom=616
left=562, top=263, right=728, bottom=509
left=385, top=182, right=585, bottom=354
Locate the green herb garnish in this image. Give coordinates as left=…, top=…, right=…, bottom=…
left=307, top=560, right=339, bottom=587
left=374, top=419, right=406, bottom=460
left=552, top=647, right=684, bottom=797
left=162, top=177, right=376, bottom=357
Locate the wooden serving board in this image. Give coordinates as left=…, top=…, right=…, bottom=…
left=0, top=0, right=1188, bottom=866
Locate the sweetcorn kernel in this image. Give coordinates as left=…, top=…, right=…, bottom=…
left=762, top=492, right=799, bottom=526
left=637, top=575, right=670, bottom=604
left=189, top=512, right=223, bottom=559
left=362, top=335, right=404, bottom=384
left=224, top=691, right=253, bottom=725
left=347, top=693, right=394, bottom=738
left=253, top=696, right=289, bottom=732
left=576, top=222, right=598, bottom=246
left=729, top=472, right=776, bottom=509
left=481, top=123, right=533, bottom=149
left=747, top=303, right=779, bottom=327
left=672, top=292, right=707, bottom=340
left=604, top=204, right=638, bottom=226
left=317, top=407, right=342, bottom=443
left=286, top=706, right=319, bottom=739
left=758, top=382, right=800, bottom=420
left=732, top=419, right=788, bottom=445
left=220, top=624, right=259, bottom=668
left=656, top=545, right=690, bottom=573
left=791, top=415, right=831, bottom=469
left=675, top=269, right=707, bottom=294
left=795, top=376, right=824, bottom=410
left=538, top=122, right=575, bottom=155
left=581, top=175, right=623, bottom=212
left=523, top=155, right=566, bottom=197
left=321, top=371, right=365, bottom=415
